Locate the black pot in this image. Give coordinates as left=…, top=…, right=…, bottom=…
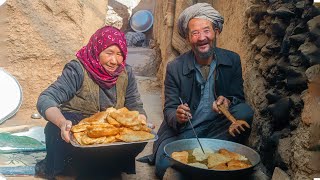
left=164, top=138, right=261, bottom=179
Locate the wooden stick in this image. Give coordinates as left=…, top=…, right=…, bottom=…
left=0, top=125, right=33, bottom=133
left=217, top=104, right=237, bottom=123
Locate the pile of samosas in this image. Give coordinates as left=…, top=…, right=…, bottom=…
left=71, top=107, right=155, bottom=145
left=172, top=148, right=252, bottom=170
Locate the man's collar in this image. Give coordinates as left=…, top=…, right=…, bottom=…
left=182, top=48, right=232, bottom=75
left=182, top=51, right=196, bottom=75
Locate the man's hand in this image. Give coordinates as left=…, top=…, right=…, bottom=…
left=138, top=114, right=155, bottom=129
left=176, top=103, right=192, bottom=124
left=212, top=96, right=231, bottom=113
left=59, top=120, right=72, bottom=143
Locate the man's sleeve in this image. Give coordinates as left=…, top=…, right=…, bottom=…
left=163, top=62, right=182, bottom=131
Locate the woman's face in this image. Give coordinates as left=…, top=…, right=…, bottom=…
left=99, top=45, right=124, bottom=72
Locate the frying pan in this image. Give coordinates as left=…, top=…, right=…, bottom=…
left=164, top=138, right=260, bottom=179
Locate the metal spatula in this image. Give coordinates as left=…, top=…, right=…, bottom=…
left=179, top=97, right=205, bottom=154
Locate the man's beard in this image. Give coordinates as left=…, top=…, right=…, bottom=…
left=194, top=45, right=215, bottom=60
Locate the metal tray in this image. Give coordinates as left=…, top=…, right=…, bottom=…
left=70, top=130, right=158, bottom=148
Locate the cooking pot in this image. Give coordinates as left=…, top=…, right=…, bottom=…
left=164, top=138, right=260, bottom=179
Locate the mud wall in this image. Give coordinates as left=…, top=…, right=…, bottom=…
left=1, top=0, right=108, bottom=112
left=245, top=1, right=320, bottom=179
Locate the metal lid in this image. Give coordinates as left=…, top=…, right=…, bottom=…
left=130, top=10, right=154, bottom=33
left=0, top=68, right=23, bottom=124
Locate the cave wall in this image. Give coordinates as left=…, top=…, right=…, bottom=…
left=245, top=0, right=320, bottom=179
left=106, top=0, right=140, bottom=31
left=1, top=0, right=108, bottom=112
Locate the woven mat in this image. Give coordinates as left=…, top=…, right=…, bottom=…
left=0, top=151, right=46, bottom=175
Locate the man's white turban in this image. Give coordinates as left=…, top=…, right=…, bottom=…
left=178, top=3, right=224, bottom=38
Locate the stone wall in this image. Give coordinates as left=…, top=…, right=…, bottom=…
left=106, top=0, right=139, bottom=31
left=244, top=0, right=320, bottom=179
left=1, top=0, right=108, bottom=111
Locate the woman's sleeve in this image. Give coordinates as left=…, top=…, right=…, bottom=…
left=36, top=60, right=84, bottom=120
left=124, top=66, right=146, bottom=116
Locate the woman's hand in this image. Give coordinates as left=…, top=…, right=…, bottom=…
left=176, top=103, right=192, bottom=124
left=59, top=120, right=72, bottom=143
left=212, top=96, right=231, bottom=113
left=44, top=107, right=73, bottom=143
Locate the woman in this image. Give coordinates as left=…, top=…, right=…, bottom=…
left=36, top=26, right=148, bottom=179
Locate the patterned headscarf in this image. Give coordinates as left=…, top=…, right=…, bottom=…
left=76, top=26, right=127, bottom=89
left=178, top=3, right=224, bottom=38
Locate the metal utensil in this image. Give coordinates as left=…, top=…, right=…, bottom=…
left=178, top=97, right=205, bottom=154
left=31, top=113, right=42, bottom=119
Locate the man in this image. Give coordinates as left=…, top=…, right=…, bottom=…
left=149, top=3, right=254, bottom=179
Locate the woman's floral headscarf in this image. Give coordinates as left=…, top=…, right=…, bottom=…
left=76, top=26, right=127, bottom=89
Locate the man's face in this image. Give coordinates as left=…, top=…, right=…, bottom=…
left=187, top=18, right=219, bottom=60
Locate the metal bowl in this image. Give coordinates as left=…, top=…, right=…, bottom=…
left=130, top=10, right=154, bottom=32
left=164, top=138, right=261, bottom=179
